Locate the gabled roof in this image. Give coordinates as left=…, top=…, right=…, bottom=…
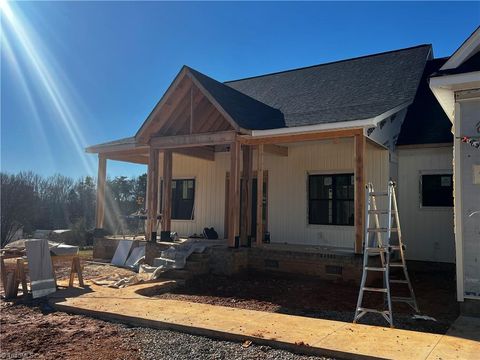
left=440, top=26, right=480, bottom=71
left=225, top=44, right=432, bottom=128
left=187, top=67, right=285, bottom=130
left=398, top=58, right=453, bottom=146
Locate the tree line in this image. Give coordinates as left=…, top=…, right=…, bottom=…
left=0, top=172, right=147, bottom=247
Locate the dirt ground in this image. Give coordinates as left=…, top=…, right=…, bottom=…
left=0, top=298, right=141, bottom=360
left=156, top=267, right=459, bottom=334
left=0, top=253, right=141, bottom=359
left=0, top=252, right=459, bottom=358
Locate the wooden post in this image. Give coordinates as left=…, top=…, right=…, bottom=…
left=147, top=148, right=159, bottom=241
left=256, top=144, right=264, bottom=245
left=240, top=145, right=253, bottom=246
left=162, top=150, right=173, bottom=233
left=354, top=132, right=366, bottom=254
left=228, top=141, right=240, bottom=247
left=95, top=155, right=107, bottom=229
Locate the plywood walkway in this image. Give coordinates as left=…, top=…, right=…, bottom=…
left=50, top=280, right=480, bottom=360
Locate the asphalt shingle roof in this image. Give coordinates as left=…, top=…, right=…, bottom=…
left=220, top=45, right=431, bottom=129
left=397, top=58, right=453, bottom=146
left=187, top=67, right=285, bottom=130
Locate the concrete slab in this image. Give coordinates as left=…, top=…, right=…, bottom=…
left=50, top=281, right=480, bottom=360
left=427, top=316, right=480, bottom=360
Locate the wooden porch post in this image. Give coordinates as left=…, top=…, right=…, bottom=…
left=95, top=155, right=107, bottom=229
left=147, top=147, right=159, bottom=241
left=228, top=141, right=241, bottom=247
left=256, top=144, right=264, bottom=245
left=162, top=149, right=173, bottom=234
left=354, top=132, right=366, bottom=254
left=240, top=145, right=253, bottom=246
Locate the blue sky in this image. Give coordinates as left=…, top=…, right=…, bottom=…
left=1, top=1, right=479, bottom=179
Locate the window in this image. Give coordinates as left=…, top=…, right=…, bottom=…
left=308, top=174, right=354, bottom=226
left=160, top=179, right=195, bottom=220
left=421, top=174, right=453, bottom=207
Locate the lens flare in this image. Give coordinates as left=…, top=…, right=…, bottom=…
left=1, top=1, right=127, bottom=233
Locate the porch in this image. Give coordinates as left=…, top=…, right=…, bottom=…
left=86, top=66, right=390, bottom=271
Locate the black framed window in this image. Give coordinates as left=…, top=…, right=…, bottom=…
left=308, top=174, right=354, bottom=226
left=160, top=179, right=195, bottom=220
left=421, top=174, right=453, bottom=207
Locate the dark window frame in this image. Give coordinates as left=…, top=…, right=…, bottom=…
left=420, top=173, right=453, bottom=208
left=308, top=173, right=355, bottom=226
left=159, top=178, right=196, bottom=220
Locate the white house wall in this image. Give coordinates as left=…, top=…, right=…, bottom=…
left=397, top=146, right=455, bottom=263
left=158, top=138, right=389, bottom=250
left=456, top=98, right=480, bottom=298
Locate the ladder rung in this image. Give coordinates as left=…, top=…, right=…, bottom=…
left=363, top=287, right=388, bottom=293
left=365, top=247, right=389, bottom=253
left=389, top=262, right=404, bottom=267
left=367, top=228, right=398, bottom=232
left=357, top=307, right=391, bottom=315
left=370, top=192, right=388, bottom=196
left=391, top=296, right=415, bottom=303
left=390, top=245, right=405, bottom=251
left=390, top=279, right=408, bottom=284
left=368, top=210, right=397, bottom=214
left=365, top=267, right=386, bottom=272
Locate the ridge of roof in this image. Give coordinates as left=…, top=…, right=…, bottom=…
left=224, top=44, right=432, bottom=84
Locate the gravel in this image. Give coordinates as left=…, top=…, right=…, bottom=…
left=129, top=327, right=336, bottom=360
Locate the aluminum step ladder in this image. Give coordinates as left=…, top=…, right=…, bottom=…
left=353, top=181, right=419, bottom=327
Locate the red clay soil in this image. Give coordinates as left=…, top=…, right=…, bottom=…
left=0, top=298, right=141, bottom=360
left=157, top=267, right=459, bottom=334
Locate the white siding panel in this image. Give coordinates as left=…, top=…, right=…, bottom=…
left=397, top=146, right=455, bottom=263
left=159, top=138, right=389, bottom=250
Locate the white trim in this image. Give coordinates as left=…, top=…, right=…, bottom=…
left=250, top=102, right=411, bottom=137
left=429, top=71, right=480, bottom=123
left=453, top=102, right=464, bottom=301
left=441, top=27, right=480, bottom=70
left=430, top=71, right=480, bottom=90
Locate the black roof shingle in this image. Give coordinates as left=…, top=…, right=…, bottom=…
left=397, top=58, right=453, bottom=146
left=223, top=44, right=432, bottom=129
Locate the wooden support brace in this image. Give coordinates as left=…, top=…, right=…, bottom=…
left=95, top=155, right=107, bottom=229
left=69, top=256, right=84, bottom=288
left=256, top=144, right=264, bottom=245
left=240, top=145, right=253, bottom=246
left=147, top=148, right=160, bottom=240
left=354, top=132, right=366, bottom=254
left=228, top=141, right=241, bottom=247
left=162, top=150, right=173, bottom=232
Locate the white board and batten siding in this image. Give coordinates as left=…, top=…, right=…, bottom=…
left=397, top=145, right=455, bottom=263
left=157, top=138, right=389, bottom=251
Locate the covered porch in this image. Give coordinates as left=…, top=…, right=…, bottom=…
left=86, top=66, right=389, bottom=266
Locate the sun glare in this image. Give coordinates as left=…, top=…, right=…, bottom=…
left=1, top=0, right=95, bottom=174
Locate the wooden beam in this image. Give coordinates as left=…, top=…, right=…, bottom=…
left=239, top=128, right=361, bottom=146
left=190, top=86, right=194, bottom=134
left=187, top=72, right=241, bottom=133
left=264, top=144, right=288, bottom=157
left=173, top=147, right=215, bottom=161
left=256, top=144, right=264, bottom=245
left=95, top=155, right=107, bottom=229
left=228, top=141, right=241, bottom=247
left=162, top=150, right=173, bottom=232
left=147, top=148, right=159, bottom=241
left=354, top=132, right=366, bottom=254
left=240, top=145, right=253, bottom=246
left=150, top=130, right=236, bottom=149
left=137, top=73, right=192, bottom=142
left=106, top=154, right=148, bottom=164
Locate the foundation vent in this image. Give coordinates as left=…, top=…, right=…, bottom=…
left=325, top=265, right=343, bottom=275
